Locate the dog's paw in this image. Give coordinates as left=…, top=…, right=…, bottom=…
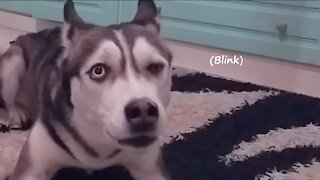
left=0, top=122, right=10, bottom=132
left=0, top=106, right=32, bottom=131
left=7, top=105, right=27, bottom=128
left=0, top=109, right=11, bottom=132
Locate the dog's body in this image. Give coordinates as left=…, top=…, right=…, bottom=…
left=0, top=27, right=62, bottom=130
left=0, top=1, right=172, bottom=179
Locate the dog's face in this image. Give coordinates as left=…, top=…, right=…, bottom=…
left=61, top=1, right=172, bottom=148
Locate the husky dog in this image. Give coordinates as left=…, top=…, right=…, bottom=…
left=0, top=0, right=172, bottom=179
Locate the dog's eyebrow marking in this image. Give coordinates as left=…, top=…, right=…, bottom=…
left=132, top=36, right=168, bottom=65
left=121, top=26, right=172, bottom=65
left=81, top=39, right=122, bottom=80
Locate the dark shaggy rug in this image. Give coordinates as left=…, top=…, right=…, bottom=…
left=1, top=67, right=320, bottom=180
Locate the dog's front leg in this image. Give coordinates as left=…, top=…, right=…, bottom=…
left=10, top=141, right=58, bottom=180
left=125, top=148, right=171, bottom=180
left=10, top=122, right=65, bottom=180
left=0, top=45, right=29, bottom=129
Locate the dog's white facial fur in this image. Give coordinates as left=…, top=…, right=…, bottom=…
left=7, top=1, right=172, bottom=179
left=60, top=0, right=171, bottom=152
left=68, top=30, right=171, bottom=149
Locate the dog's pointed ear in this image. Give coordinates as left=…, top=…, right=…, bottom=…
left=131, top=0, right=161, bottom=35
left=61, top=0, right=91, bottom=50
left=64, top=0, right=85, bottom=26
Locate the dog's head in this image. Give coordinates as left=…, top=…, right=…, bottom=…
left=60, top=0, right=172, bottom=148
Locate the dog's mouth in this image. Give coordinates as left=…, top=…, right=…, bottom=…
left=105, top=129, right=158, bottom=148
left=118, top=135, right=157, bottom=148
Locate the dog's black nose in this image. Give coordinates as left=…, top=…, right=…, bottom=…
left=124, top=98, right=159, bottom=133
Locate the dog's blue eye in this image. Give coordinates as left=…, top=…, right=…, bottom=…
left=147, top=63, right=164, bottom=75
left=88, top=63, right=109, bottom=81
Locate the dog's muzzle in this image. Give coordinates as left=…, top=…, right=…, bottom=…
left=119, top=98, right=159, bottom=147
